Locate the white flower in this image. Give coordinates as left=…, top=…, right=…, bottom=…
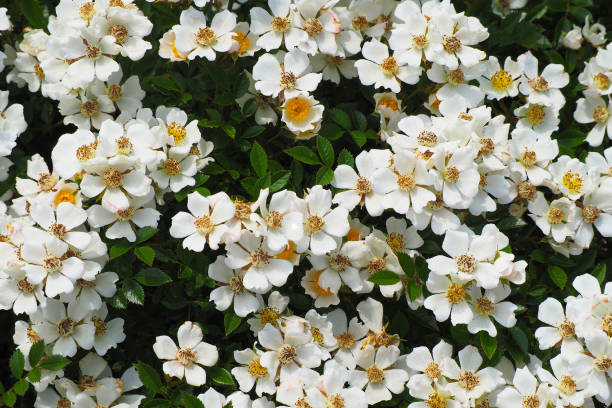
left=247, top=290, right=290, bottom=334
left=427, top=63, right=485, bottom=109
left=569, top=329, right=612, bottom=402
left=479, top=56, right=522, bottom=100
left=232, top=347, right=276, bottom=396
left=93, top=6, right=153, bottom=60
left=562, top=25, right=583, bottom=50
left=404, top=340, right=454, bottom=384
left=517, top=51, right=568, bottom=104
left=304, top=360, right=367, bottom=408
left=496, top=367, right=556, bottom=408
left=294, top=1, right=341, bottom=56
left=430, top=13, right=488, bottom=69
left=208, top=255, right=259, bottom=317
left=508, top=128, right=558, bottom=186
left=0, top=267, right=45, bottom=315
left=154, top=106, right=202, bottom=155
left=51, top=129, right=98, bottom=180
left=150, top=150, right=197, bottom=193
left=296, top=185, right=350, bottom=255
left=583, top=16, right=606, bottom=46
left=253, top=49, right=322, bottom=98
left=91, top=73, right=146, bottom=118
left=445, top=345, right=504, bottom=403
left=549, top=155, right=593, bottom=199
left=89, top=303, right=126, bottom=356
left=59, top=271, right=118, bottom=312
left=431, top=146, right=480, bottom=208
left=535, top=297, right=582, bottom=354
left=467, top=285, right=517, bottom=336
left=174, top=7, right=236, bottom=61
left=252, top=189, right=303, bottom=252
left=307, top=243, right=363, bottom=295
left=33, top=299, right=95, bottom=357
left=59, top=90, right=115, bottom=130
left=355, top=39, right=421, bottom=93
left=170, top=191, right=235, bottom=251
left=332, top=149, right=391, bottom=216
left=153, top=321, right=219, bottom=386
left=389, top=1, right=438, bottom=66
left=424, top=274, right=472, bottom=325
left=281, top=94, right=324, bottom=133
left=230, top=22, right=261, bottom=57
left=30, top=201, right=91, bottom=250
left=514, top=94, right=561, bottom=136
left=536, top=355, right=591, bottom=408
left=226, top=230, right=294, bottom=293
left=250, top=0, right=307, bottom=51
left=348, top=345, right=409, bottom=404
left=528, top=192, right=579, bottom=243
left=326, top=308, right=368, bottom=370
left=574, top=89, right=612, bottom=147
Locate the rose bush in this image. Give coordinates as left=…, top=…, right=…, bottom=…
left=0, top=0, right=611, bottom=407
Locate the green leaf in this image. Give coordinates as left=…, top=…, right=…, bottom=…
left=20, top=0, right=46, bottom=29
left=548, top=265, right=567, bottom=289
left=2, top=391, right=16, bottom=407
left=9, top=350, right=24, bottom=378
left=135, top=361, right=163, bottom=394
left=13, top=379, right=29, bottom=396
left=208, top=367, right=235, bottom=386
left=143, top=400, right=171, bottom=408
left=151, top=76, right=180, bottom=92
left=337, top=149, right=354, bottom=167
left=234, top=73, right=250, bottom=98
left=134, top=246, right=155, bottom=266
left=397, top=253, right=415, bottom=276
left=40, top=355, right=70, bottom=371
left=28, top=341, right=45, bottom=367
left=224, top=311, right=242, bottom=336
left=497, top=216, right=528, bottom=230
left=316, top=135, right=334, bottom=167
left=368, top=270, right=401, bottom=285
left=135, top=268, right=172, bottom=287
left=593, top=264, right=607, bottom=284
left=284, top=146, right=321, bottom=165
left=222, top=124, right=236, bottom=139
left=28, top=366, right=42, bottom=383
left=136, top=227, right=158, bottom=244
left=419, top=240, right=442, bottom=255
left=316, top=167, right=334, bottom=186
left=352, top=111, right=367, bottom=130
left=509, top=327, right=529, bottom=353
left=243, top=125, right=265, bottom=139
left=269, top=171, right=291, bottom=192
left=350, top=130, right=367, bottom=147
left=110, top=243, right=131, bottom=260
left=407, top=280, right=422, bottom=302
left=183, top=393, right=205, bottom=408
left=242, top=98, right=258, bottom=117
left=250, top=141, right=268, bottom=177
left=480, top=333, right=497, bottom=359
left=122, top=279, right=145, bottom=305
left=329, top=108, right=351, bottom=130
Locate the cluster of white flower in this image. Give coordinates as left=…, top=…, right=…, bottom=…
left=0, top=0, right=611, bottom=407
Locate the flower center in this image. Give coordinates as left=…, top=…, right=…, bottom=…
left=247, top=357, right=268, bottom=378
left=366, top=366, right=385, bottom=383
left=80, top=100, right=99, bottom=117
left=57, top=398, right=71, bottom=408
left=558, top=319, right=575, bottom=338
left=312, top=270, right=333, bottom=295
left=558, top=375, right=576, bottom=395
left=328, top=55, right=344, bottom=66
left=49, top=223, right=67, bottom=239
left=426, top=392, right=446, bottom=408
left=386, top=232, right=405, bottom=253
left=381, top=56, right=398, bottom=75
left=517, top=180, right=536, bottom=200
left=79, top=2, right=95, bottom=20
left=447, top=68, right=465, bottom=85
left=194, top=215, right=214, bottom=234
left=250, top=249, right=271, bottom=268
left=443, top=166, right=459, bottom=183
left=57, top=317, right=75, bottom=337
left=377, top=97, right=399, bottom=112
left=92, top=316, right=107, bottom=336
left=476, top=298, right=495, bottom=316
left=85, top=44, right=101, bottom=59
left=116, top=207, right=134, bottom=221
left=594, top=73, right=610, bottom=90
left=303, top=18, right=323, bottom=36
left=491, top=70, right=512, bottom=91
left=328, top=253, right=350, bottom=272
left=397, top=173, right=416, bottom=191
left=259, top=306, right=280, bottom=325
left=229, top=276, right=245, bottom=294
left=562, top=171, right=583, bottom=195
left=412, top=34, right=427, bottom=49
left=593, top=105, right=609, bottom=124
left=78, top=375, right=96, bottom=391
left=271, top=16, right=291, bottom=32
left=529, top=76, right=549, bottom=92
left=525, top=104, right=546, bottom=126
left=232, top=32, right=250, bottom=55
left=176, top=347, right=196, bottom=365
left=522, top=395, right=540, bottom=408
left=306, top=215, right=325, bottom=232
left=311, top=327, right=324, bottom=343
left=196, top=27, right=216, bottom=46
left=547, top=207, right=565, bottom=224
left=162, top=158, right=181, bottom=176
left=425, top=362, right=442, bottom=380
left=279, top=344, right=297, bottom=365
left=37, top=173, right=58, bottom=192
left=367, top=257, right=386, bottom=274
left=458, top=371, right=480, bottom=391
left=17, top=278, right=34, bottom=294
left=109, top=24, right=128, bottom=44
left=595, top=355, right=612, bottom=371
left=76, top=143, right=97, bottom=161
left=234, top=200, right=252, bottom=221
left=285, top=96, right=311, bottom=121
left=445, top=283, right=465, bottom=304
left=167, top=122, right=186, bottom=144
left=112, top=136, right=132, bottom=156
left=352, top=15, right=369, bottom=31
left=479, top=138, right=495, bottom=155
left=280, top=71, right=297, bottom=90
left=326, top=394, right=345, bottom=408
left=418, top=131, right=438, bottom=147
left=442, top=35, right=461, bottom=52
left=103, top=168, right=124, bottom=188
left=356, top=176, right=372, bottom=194
left=276, top=241, right=296, bottom=260
left=265, top=211, right=283, bottom=229
left=601, top=314, right=612, bottom=336
left=44, top=256, right=62, bottom=273
left=107, top=84, right=123, bottom=101
left=519, top=150, right=537, bottom=168
left=34, top=63, right=45, bottom=79
left=455, top=254, right=476, bottom=274
left=337, top=332, right=355, bottom=349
